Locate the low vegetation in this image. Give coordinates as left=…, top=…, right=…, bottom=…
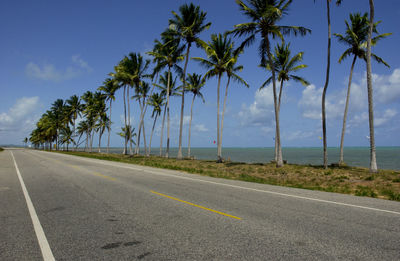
left=0, top=147, right=4, bottom=152
left=56, top=151, right=400, bottom=202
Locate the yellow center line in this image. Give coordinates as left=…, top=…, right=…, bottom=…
left=150, top=190, right=241, bottom=220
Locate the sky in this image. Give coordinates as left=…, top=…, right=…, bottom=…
left=1, top=0, right=399, bottom=148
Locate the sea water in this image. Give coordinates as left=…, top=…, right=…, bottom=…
left=100, top=147, right=400, bottom=170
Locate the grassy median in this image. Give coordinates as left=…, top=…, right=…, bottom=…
left=54, top=150, right=400, bottom=202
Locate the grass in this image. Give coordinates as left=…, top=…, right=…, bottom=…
left=52, top=150, right=400, bottom=202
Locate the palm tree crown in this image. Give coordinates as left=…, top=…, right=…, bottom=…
left=260, top=42, right=309, bottom=88
left=334, top=12, right=391, bottom=66
left=230, top=0, right=311, bottom=64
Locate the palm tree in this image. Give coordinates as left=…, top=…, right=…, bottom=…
left=335, top=12, right=390, bottom=165
left=117, top=125, right=136, bottom=147
left=120, top=53, right=151, bottom=155
left=98, top=77, right=119, bottom=153
left=110, top=62, right=128, bottom=154
left=193, top=33, right=245, bottom=162
left=155, top=72, right=181, bottom=157
left=96, top=113, right=110, bottom=153
left=260, top=42, right=309, bottom=161
left=60, top=126, right=73, bottom=151
left=76, top=120, right=89, bottom=150
left=147, top=29, right=185, bottom=157
left=186, top=73, right=206, bottom=158
left=317, top=0, right=342, bottom=168
left=367, top=0, right=377, bottom=173
left=133, top=81, right=151, bottom=155
left=220, top=48, right=249, bottom=159
left=66, top=95, right=83, bottom=150
left=169, top=3, right=211, bottom=159
left=230, top=0, right=310, bottom=167
left=147, top=92, right=165, bottom=156
left=51, top=99, right=65, bottom=150
left=23, top=137, right=28, bottom=148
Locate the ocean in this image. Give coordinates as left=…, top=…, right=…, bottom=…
left=97, top=147, right=400, bottom=170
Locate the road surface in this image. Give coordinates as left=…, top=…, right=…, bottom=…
left=1, top=148, right=400, bottom=260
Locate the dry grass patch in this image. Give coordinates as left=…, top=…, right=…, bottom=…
left=54, top=151, right=400, bottom=201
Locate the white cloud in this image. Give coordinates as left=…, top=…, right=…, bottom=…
left=193, top=124, right=208, bottom=132
left=373, top=68, right=400, bottom=103
left=375, top=109, right=397, bottom=127
left=183, top=115, right=191, bottom=125
left=238, top=86, right=275, bottom=126
left=0, top=97, right=42, bottom=143
left=285, top=130, right=317, bottom=141
left=72, top=55, right=92, bottom=72
left=26, top=63, right=63, bottom=81
left=25, top=55, right=92, bottom=81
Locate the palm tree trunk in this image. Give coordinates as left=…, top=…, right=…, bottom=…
left=339, top=56, right=357, bottom=165
left=136, top=100, right=143, bottom=155
left=123, top=86, right=128, bottom=155
left=216, top=73, right=222, bottom=163
left=275, top=79, right=284, bottom=162
left=266, top=38, right=283, bottom=167
left=160, top=103, right=167, bottom=156
left=367, top=0, right=378, bottom=173
left=98, top=130, right=102, bottom=153
left=177, top=43, right=192, bottom=159
left=188, top=95, right=196, bottom=158
left=127, top=87, right=133, bottom=155
left=142, top=108, right=147, bottom=156
left=107, top=100, right=112, bottom=154
left=139, top=78, right=157, bottom=156
left=220, top=76, right=231, bottom=161
left=142, top=99, right=148, bottom=155
left=73, top=117, right=76, bottom=151
left=90, top=128, right=95, bottom=152
left=322, top=0, right=331, bottom=169
left=149, top=114, right=158, bottom=156
left=166, top=69, right=171, bottom=158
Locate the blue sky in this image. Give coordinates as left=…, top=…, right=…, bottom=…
left=1, top=0, right=399, bottom=148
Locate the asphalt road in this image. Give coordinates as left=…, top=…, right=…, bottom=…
left=1, top=148, right=400, bottom=260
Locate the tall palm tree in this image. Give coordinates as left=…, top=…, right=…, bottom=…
left=60, top=126, right=73, bottom=151
left=230, top=0, right=310, bottom=167
left=147, top=29, right=185, bottom=157
left=76, top=120, right=90, bottom=150
left=169, top=3, right=211, bottom=159
left=317, top=0, right=342, bottom=168
left=109, top=62, right=128, bottom=154
left=51, top=99, right=65, bottom=150
left=193, top=33, right=241, bottom=162
left=96, top=113, right=110, bottom=153
left=260, top=42, right=309, bottom=161
left=185, top=73, right=206, bottom=158
left=98, top=77, right=119, bottom=153
left=123, top=53, right=150, bottom=155
left=147, top=92, right=165, bottom=156
left=335, top=12, right=390, bottom=165
left=367, top=0, right=377, bottom=173
left=220, top=48, right=249, bottom=158
left=155, top=71, right=181, bottom=157
left=66, top=95, right=83, bottom=149
left=111, top=54, right=149, bottom=155
left=133, top=81, right=151, bottom=155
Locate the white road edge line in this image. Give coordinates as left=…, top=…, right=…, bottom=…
left=35, top=150, right=400, bottom=216
left=11, top=151, right=55, bottom=261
